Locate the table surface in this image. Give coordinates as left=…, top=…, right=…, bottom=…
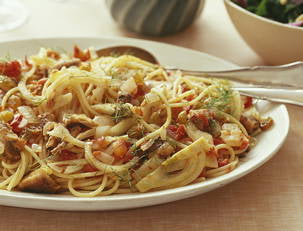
left=1, top=0, right=302, bottom=230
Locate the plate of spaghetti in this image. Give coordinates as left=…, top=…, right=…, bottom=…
left=0, top=37, right=289, bottom=210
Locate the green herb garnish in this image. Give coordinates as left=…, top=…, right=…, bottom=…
left=233, top=0, right=303, bottom=25
left=112, top=103, right=133, bottom=123
left=204, top=86, right=233, bottom=112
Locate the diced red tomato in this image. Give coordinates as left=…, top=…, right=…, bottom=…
left=0, top=60, right=21, bottom=81
left=167, top=124, right=186, bottom=140
left=10, top=114, right=27, bottom=133
left=122, top=151, right=134, bottom=163
left=73, top=45, right=90, bottom=62
left=112, top=140, right=130, bottom=159
left=184, top=105, right=192, bottom=114
left=181, top=85, right=190, bottom=93
left=180, top=137, right=193, bottom=143
left=171, top=106, right=192, bottom=121
left=218, top=158, right=229, bottom=167
left=133, top=84, right=145, bottom=98
left=185, top=94, right=195, bottom=101
left=213, top=137, right=224, bottom=145
left=260, top=118, right=273, bottom=131
left=244, top=96, right=253, bottom=109
left=200, top=114, right=209, bottom=128
left=92, top=137, right=109, bottom=150
left=217, top=148, right=229, bottom=157
left=58, top=150, right=78, bottom=161
left=172, top=107, right=183, bottom=120
left=82, top=164, right=98, bottom=172
left=234, top=139, right=249, bottom=151
left=191, top=113, right=209, bottom=131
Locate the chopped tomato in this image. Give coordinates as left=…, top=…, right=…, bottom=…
left=185, top=94, right=195, bottom=101
left=58, top=150, right=78, bottom=161
left=218, top=158, right=229, bottom=167
left=82, top=164, right=98, bottom=172
left=0, top=60, right=21, bottom=81
left=171, top=106, right=192, bottom=121
left=243, top=96, right=253, bottom=108
left=234, top=139, right=249, bottom=151
left=260, top=118, right=274, bottom=131
left=180, top=137, right=193, bottom=143
left=112, top=140, right=129, bottom=159
left=184, top=105, right=192, bottom=114
left=133, top=84, right=145, bottom=98
left=191, top=113, right=209, bottom=131
left=167, top=124, right=186, bottom=140
left=92, top=137, right=109, bottom=150
left=172, top=107, right=183, bottom=120
left=181, top=85, right=190, bottom=93
left=213, top=137, right=224, bottom=145
left=73, top=45, right=90, bottom=62
left=217, top=148, right=229, bottom=157
left=199, top=114, right=210, bottom=127
left=10, top=114, right=26, bottom=133
left=122, top=151, right=134, bottom=163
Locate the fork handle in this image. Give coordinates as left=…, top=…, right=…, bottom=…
left=234, top=87, right=303, bottom=107
left=167, top=61, right=303, bottom=88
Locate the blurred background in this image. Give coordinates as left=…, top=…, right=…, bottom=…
left=0, top=0, right=264, bottom=66
left=1, top=1, right=303, bottom=231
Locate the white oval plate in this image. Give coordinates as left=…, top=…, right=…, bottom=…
left=0, top=37, right=289, bottom=211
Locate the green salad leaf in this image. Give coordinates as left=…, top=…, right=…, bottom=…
left=233, top=0, right=303, bottom=26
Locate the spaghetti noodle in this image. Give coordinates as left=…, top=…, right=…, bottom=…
left=0, top=46, right=273, bottom=197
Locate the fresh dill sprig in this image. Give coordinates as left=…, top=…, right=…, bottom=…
left=126, top=169, right=137, bottom=192
left=112, top=103, right=133, bottom=123
left=111, top=169, right=127, bottom=182
left=203, top=86, right=233, bottom=112
left=111, top=168, right=137, bottom=192
left=129, top=143, right=151, bottom=163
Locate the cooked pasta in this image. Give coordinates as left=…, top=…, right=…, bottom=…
left=0, top=46, right=273, bottom=197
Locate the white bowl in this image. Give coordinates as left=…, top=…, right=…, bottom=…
left=224, top=0, right=303, bottom=65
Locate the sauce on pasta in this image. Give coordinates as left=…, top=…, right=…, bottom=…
left=0, top=46, right=273, bottom=196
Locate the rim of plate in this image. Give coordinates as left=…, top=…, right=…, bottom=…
left=0, top=36, right=290, bottom=209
